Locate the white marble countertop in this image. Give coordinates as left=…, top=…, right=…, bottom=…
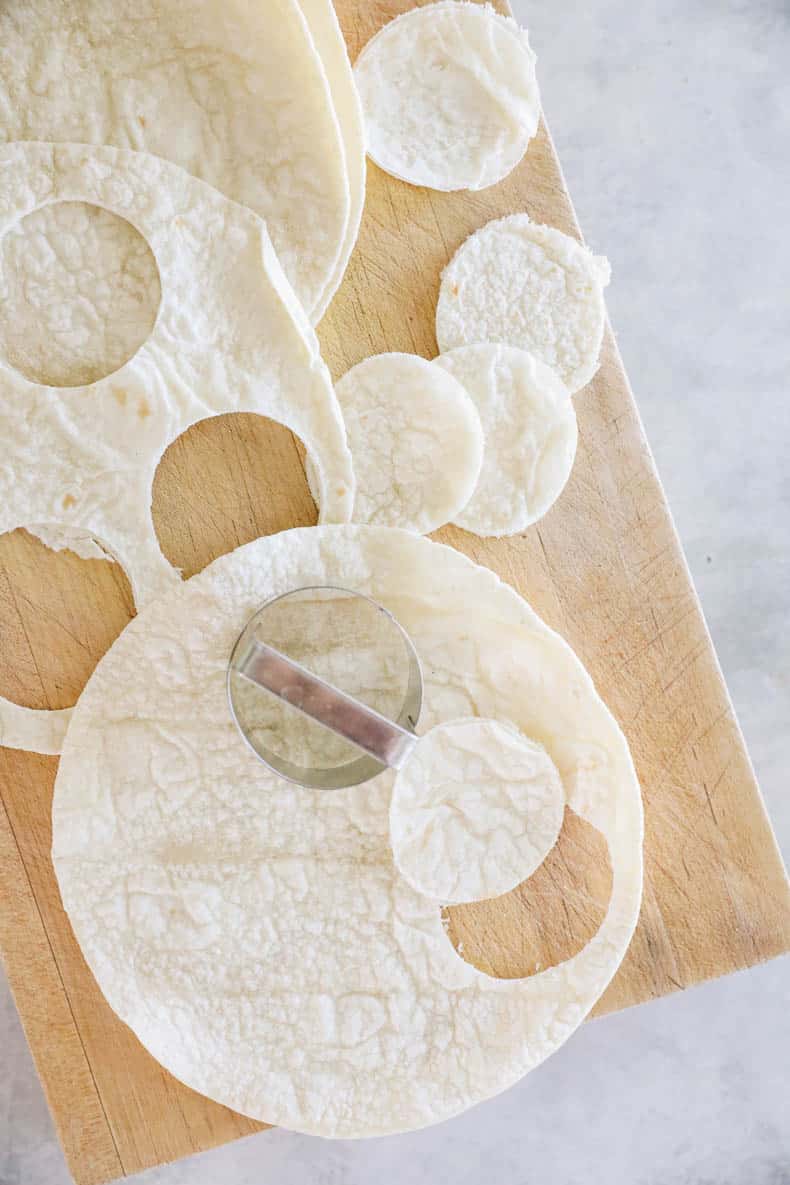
left=2, top=2, right=789, bottom=1182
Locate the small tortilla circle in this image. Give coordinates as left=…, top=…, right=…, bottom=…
left=53, top=524, right=643, bottom=1137
left=328, top=353, right=484, bottom=534
left=354, top=1, right=540, bottom=192
left=435, top=343, right=578, bottom=536
left=436, top=214, right=611, bottom=393
left=390, top=717, right=565, bottom=905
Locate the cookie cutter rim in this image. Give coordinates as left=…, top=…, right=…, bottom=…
left=227, top=585, right=422, bottom=789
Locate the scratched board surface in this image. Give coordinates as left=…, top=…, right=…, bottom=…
left=0, top=3, right=788, bottom=1184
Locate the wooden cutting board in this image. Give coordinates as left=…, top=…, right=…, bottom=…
left=1, top=3, right=788, bottom=1183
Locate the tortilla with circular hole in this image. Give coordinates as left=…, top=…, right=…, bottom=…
left=0, top=143, right=353, bottom=755
left=53, top=524, right=643, bottom=1137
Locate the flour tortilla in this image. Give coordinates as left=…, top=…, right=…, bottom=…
left=436, top=214, right=611, bottom=392
left=354, top=2, right=540, bottom=191
left=297, top=0, right=366, bottom=317
left=435, top=344, right=578, bottom=536
left=0, top=0, right=349, bottom=321
left=53, top=525, right=643, bottom=1137
left=315, top=353, right=484, bottom=534
left=390, top=718, right=565, bottom=904
left=0, top=143, right=353, bottom=755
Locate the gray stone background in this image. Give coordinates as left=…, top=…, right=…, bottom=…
left=2, top=1, right=788, bottom=1182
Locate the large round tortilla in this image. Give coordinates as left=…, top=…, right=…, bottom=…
left=0, top=143, right=353, bottom=755
left=0, top=0, right=349, bottom=321
left=53, top=525, right=643, bottom=1137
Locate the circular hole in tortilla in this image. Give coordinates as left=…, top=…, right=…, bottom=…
left=444, top=807, right=612, bottom=978
left=152, top=412, right=318, bottom=580
left=0, top=526, right=134, bottom=711
left=0, top=201, right=162, bottom=388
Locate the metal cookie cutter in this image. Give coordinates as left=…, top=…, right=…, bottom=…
left=227, top=586, right=422, bottom=789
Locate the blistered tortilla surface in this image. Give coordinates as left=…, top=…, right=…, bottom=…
left=53, top=525, right=643, bottom=1137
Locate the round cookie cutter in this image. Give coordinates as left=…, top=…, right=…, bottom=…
left=228, top=586, right=422, bottom=789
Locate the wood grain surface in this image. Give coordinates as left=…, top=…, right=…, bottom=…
left=0, top=2, right=788, bottom=1183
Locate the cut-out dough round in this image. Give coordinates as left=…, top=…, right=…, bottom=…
left=436, top=214, right=611, bottom=392
left=297, top=0, right=367, bottom=317
left=0, top=0, right=349, bottom=321
left=316, top=353, right=483, bottom=533
left=53, top=525, right=643, bottom=1137
left=390, top=717, right=565, bottom=904
left=0, top=142, right=353, bottom=755
left=354, top=2, right=540, bottom=191
left=435, top=344, right=577, bottom=536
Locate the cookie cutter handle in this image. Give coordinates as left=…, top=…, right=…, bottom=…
left=235, top=640, right=418, bottom=770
